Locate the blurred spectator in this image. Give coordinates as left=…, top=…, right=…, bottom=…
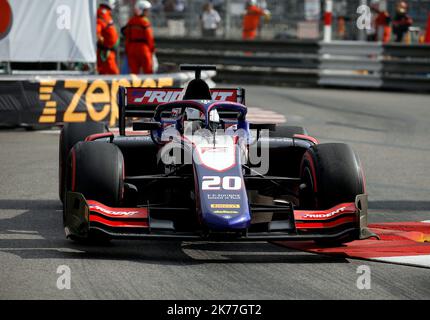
left=122, top=0, right=155, bottom=74
left=366, top=1, right=379, bottom=41
left=97, top=0, right=120, bottom=75
left=201, top=3, right=221, bottom=38
left=368, top=0, right=391, bottom=43
left=242, top=0, right=270, bottom=40
left=392, top=1, right=413, bottom=42
left=210, top=0, right=224, bottom=16
left=150, top=0, right=163, bottom=14
left=375, top=9, right=391, bottom=43
left=163, top=0, right=186, bottom=37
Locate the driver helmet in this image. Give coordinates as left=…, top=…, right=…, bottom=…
left=183, top=108, right=205, bottom=135
left=185, top=108, right=205, bottom=121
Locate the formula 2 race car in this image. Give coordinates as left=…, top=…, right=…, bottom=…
left=59, top=65, right=373, bottom=245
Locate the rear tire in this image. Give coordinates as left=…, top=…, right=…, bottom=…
left=270, top=125, right=307, bottom=138
left=64, top=142, right=124, bottom=243
left=59, top=122, right=107, bottom=202
left=299, top=143, right=365, bottom=245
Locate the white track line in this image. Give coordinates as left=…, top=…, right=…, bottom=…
left=371, top=255, right=430, bottom=269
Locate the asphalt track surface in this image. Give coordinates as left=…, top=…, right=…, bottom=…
left=0, top=86, right=430, bottom=299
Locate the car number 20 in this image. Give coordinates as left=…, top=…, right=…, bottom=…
left=202, top=176, right=242, bottom=191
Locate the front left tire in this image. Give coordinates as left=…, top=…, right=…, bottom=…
left=299, top=143, right=366, bottom=245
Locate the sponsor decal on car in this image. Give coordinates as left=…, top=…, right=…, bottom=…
left=207, top=193, right=241, bottom=200
left=89, top=204, right=140, bottom=216
left=133, top=89, right=183, bottom=103
left=129, top=88, right=240, bottom=105
left=302, top=206, right=347, bottom=219
left=213, top=210, right=240, bottom=215
left=195, top=140, right=237, bottom=172
left=211, top=204, right=240, bottom=209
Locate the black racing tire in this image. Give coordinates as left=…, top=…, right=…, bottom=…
left=270, top=125, right=308, bottom=138
left=59, top=122, right=107, bottom=202
left=299, top=143, right=365, bottom=210
left=64, top=142, right=124, bottom=243
left=299, top=143, right=365, bottom=245
left=66, top=141, right=124, bottom=207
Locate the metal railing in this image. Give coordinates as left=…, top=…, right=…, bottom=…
left=155, top=37, right=430, bottom=91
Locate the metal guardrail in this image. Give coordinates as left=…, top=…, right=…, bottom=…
left=157, top=51, right=319, bottom=70
left=156, top=37, right=319, bottom=54
left=384, top=44, right=430, bottom=58
left=319, top=42, right=430, bottom=90
left=156, top=37, right=430, bottom=91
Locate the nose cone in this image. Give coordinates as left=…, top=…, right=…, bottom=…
left=192, top=137, right=251, bottom=231
left=200, top=202, right=251, bottom=230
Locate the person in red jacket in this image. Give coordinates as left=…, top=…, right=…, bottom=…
left=97, top=0, right=120, bottom=75
left=392, top=1, right=413, bottom=43
left=122, top=0, right=155, bottom=74
left=375, top=10, right=392, bottom=43
left=242, top=0, right=270, bottom=40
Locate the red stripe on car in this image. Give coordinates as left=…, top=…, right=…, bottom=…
left=294, top=202, right=357, bottom=221
left=296, top=216, right=357, bottom=229
left=87, top=200, right=148, bottom=219
left=84, top=132, right=114, bottom=142
left=89, top=215, right=149, bottom=227
left=294, top=134, right=319, bottom=145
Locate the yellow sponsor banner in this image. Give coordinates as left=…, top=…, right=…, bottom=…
left=45, top=101, right=57, bottom=107
left=39, top=94, right=51, bottom=100
left=38, top=76, right=176, bottom=127
left=39, top=115, right=56, bottom=123
left=40, top=86, right=54, bottom=93
left=41, top=108, right=56, bottom=115
left=211, top=204, right=240, bottom=209
left=40, top=80, right=57, bottom=86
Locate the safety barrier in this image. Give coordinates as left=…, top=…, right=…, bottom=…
left=156, top=37, right=430, bottom=91
left=0, top=71, right=215, bottom=128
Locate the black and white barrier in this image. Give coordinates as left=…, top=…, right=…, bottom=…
left=0, top=71, right=215, bottom=128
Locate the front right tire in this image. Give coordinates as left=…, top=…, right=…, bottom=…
left=59, top=122, right=107, bottom=202
left=64, top=141, right=124, bottom=243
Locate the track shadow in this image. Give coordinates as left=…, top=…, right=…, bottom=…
left=0, top=199, right=347, bottom=265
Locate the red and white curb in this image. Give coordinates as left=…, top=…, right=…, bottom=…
left=246, top=107, right=286, bottom=124
left=276, top=221, right=430, bottom=269
left=371, top=255, right=430, bottom=269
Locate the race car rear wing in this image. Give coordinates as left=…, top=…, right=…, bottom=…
left=117, top=86, right=245, bottom=135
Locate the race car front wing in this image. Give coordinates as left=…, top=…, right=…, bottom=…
left=64, top=192, right=372, bottom=241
